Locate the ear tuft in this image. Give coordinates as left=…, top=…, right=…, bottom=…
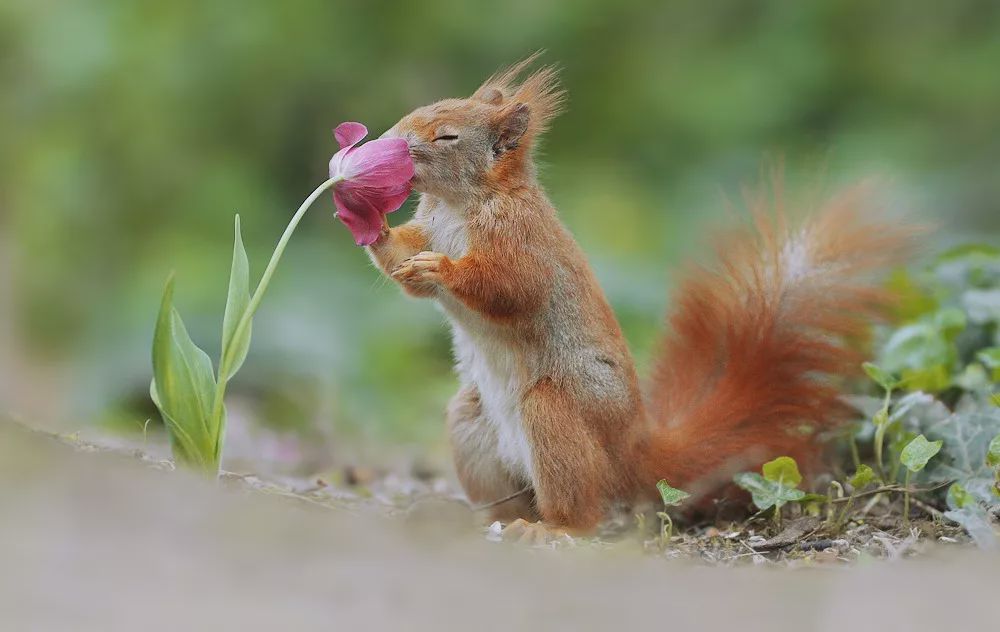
left=472, top=52, right=565, bottom=147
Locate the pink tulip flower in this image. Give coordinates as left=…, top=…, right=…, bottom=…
left=329, top=122, right=414, bottom=246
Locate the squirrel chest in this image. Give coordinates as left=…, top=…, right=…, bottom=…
left=423, top=202, right=536, bottom=481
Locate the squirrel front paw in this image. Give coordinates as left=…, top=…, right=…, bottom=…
left=391, top=251, right=452, bottom=297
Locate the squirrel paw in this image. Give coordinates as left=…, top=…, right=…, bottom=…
left=501, top=519, right=572, bottom=546
left=391, top=251, right=451, bottom=297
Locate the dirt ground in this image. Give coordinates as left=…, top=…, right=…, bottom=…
left=1, top=419, right=996, bottom=631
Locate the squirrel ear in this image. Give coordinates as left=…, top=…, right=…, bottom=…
left=492, top=103, right=530, bottom=156
left=475, top=87, right=504, bottom=105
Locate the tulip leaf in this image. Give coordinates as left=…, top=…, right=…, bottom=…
left=221, top=214, right=252, bottom=381
left=900, top=434, right=942, bottom=473
left=762, top=456, right=802, bottom=487
left=150, top=274, right=217, bottom=469
left=849, top=464, right=876, bottom=490
left=150, top=379, right=204, bottom=467
left=656, top=480, right=690, bottom=507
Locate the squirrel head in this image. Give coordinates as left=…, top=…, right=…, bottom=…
left=382, top=55, right=564, bottom=202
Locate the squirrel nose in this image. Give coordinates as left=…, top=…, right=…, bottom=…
left=379, top=127, right=419, bottom=158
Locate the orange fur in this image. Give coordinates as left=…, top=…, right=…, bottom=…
left=369, top=58, right=914, bottom=529
left=641, top=179, right=913, bottom=504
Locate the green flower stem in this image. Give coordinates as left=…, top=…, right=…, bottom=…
left=209, top=176, right=342, bottom=463
left=903, top=469, right=912, bottom=526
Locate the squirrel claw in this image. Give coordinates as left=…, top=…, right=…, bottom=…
left=391, top=251, right=450, bottom=295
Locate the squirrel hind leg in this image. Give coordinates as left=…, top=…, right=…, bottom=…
left=447, top=385, right=538, bottom=523
left=520, top=378, right=611, bottom=532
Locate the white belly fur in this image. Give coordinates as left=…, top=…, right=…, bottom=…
left=423, top=202, right=535, bottom=481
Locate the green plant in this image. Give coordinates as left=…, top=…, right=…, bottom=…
left=988, top=434, right=1000, bottom=495
left=655, top=480, right=690, bottom=545
left=832, top=464, right=877, bottom=530
left=862, top=362, right=900, bottom=477
left=734, top=456, right=808, bottom=529
left=899, top=434, right=942, bottom=525
left=150, top=177, right=340, bottom=473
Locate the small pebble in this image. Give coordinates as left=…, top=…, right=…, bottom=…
left=486, top=521, right=503, bottom=542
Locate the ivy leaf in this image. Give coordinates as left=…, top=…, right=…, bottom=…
left=849, top=464, right=876, bottom=490
left=925, top=404, right=1000, bottom=504
left=933, top=307, right=967, bottom=337
left=962, top=289, right=1000, bottom=325
left=220, top=214, right=252, bottom=381
left=733, top=472, right=805, bottom=511
left=656, top=480, right=690, bottom=507
left=947, top=482, right=975, bottom=510
left=879, top=310, right=964, bottom=393
left=863, top=362, right=898, bottom=391
left=944, top=505, right=999, bottom=550
left=900, top=434, right=942, bottom=473
left=978, top=348, right=1000, bottom=382
left=987, top=434, right=1000, bottom=469
left=762, top=456, right=802, bottom=487
left=955, top=364, right=991, bottom=391
left=978, top=348, right=1000, bottom=370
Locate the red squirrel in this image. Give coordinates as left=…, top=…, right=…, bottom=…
left=366, top=57, right=911, bottom=531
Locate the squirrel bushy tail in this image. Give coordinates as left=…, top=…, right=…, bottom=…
left=641, top=180, right=914, bottom=500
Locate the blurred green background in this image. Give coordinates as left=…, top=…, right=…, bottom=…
left=2, top=0, right=998, bottom=470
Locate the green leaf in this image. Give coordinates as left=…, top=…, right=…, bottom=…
left=933, top=307, right=967, bottom=338
left=944, top=505, right=999, bottom=550
left=924, top=403, right=1000, bottom=504
left=150, top=274, right=218, bottom=470
left=220, top=214, right=252, bottom=381
left=733, top=472, right=805, bottom=511
left=947, top=482, right=974, bottom=510
left=978, top=348, right=1000, bottom=383
left=656, top=480, right=691, bottom=507
left=762, top=456, right=802, bottom=487
left=880, top=321, right=955, bottom=392
left=936, top=243, right=1000, bottom=262
left=849, top=464, right=876, bottom=489
left=987, top=434, right=1000, bottom=469
left=955, top=364, right=991, bottom=391
left=963, top=289, right=1000, bottom=325
left=150, top=380, right=203, bottom=466
left=862, top=362, right=898, bottom=391
left=977, top=348, right=1000, bottom=370
left=900, top=434, right=943, bottom=473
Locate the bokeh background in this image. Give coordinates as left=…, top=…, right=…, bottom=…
left=2, top=0, right=999, bottom=472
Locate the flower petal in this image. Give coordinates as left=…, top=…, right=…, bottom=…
left=370, top=182, right=412, bottom=216
left=328, top=147, right=349, bottom=179
left=334, top=187, right=386, bottom=246
left=334, top=122, right=368, bottom=150
left=341, top=138, right=414, bottom=188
